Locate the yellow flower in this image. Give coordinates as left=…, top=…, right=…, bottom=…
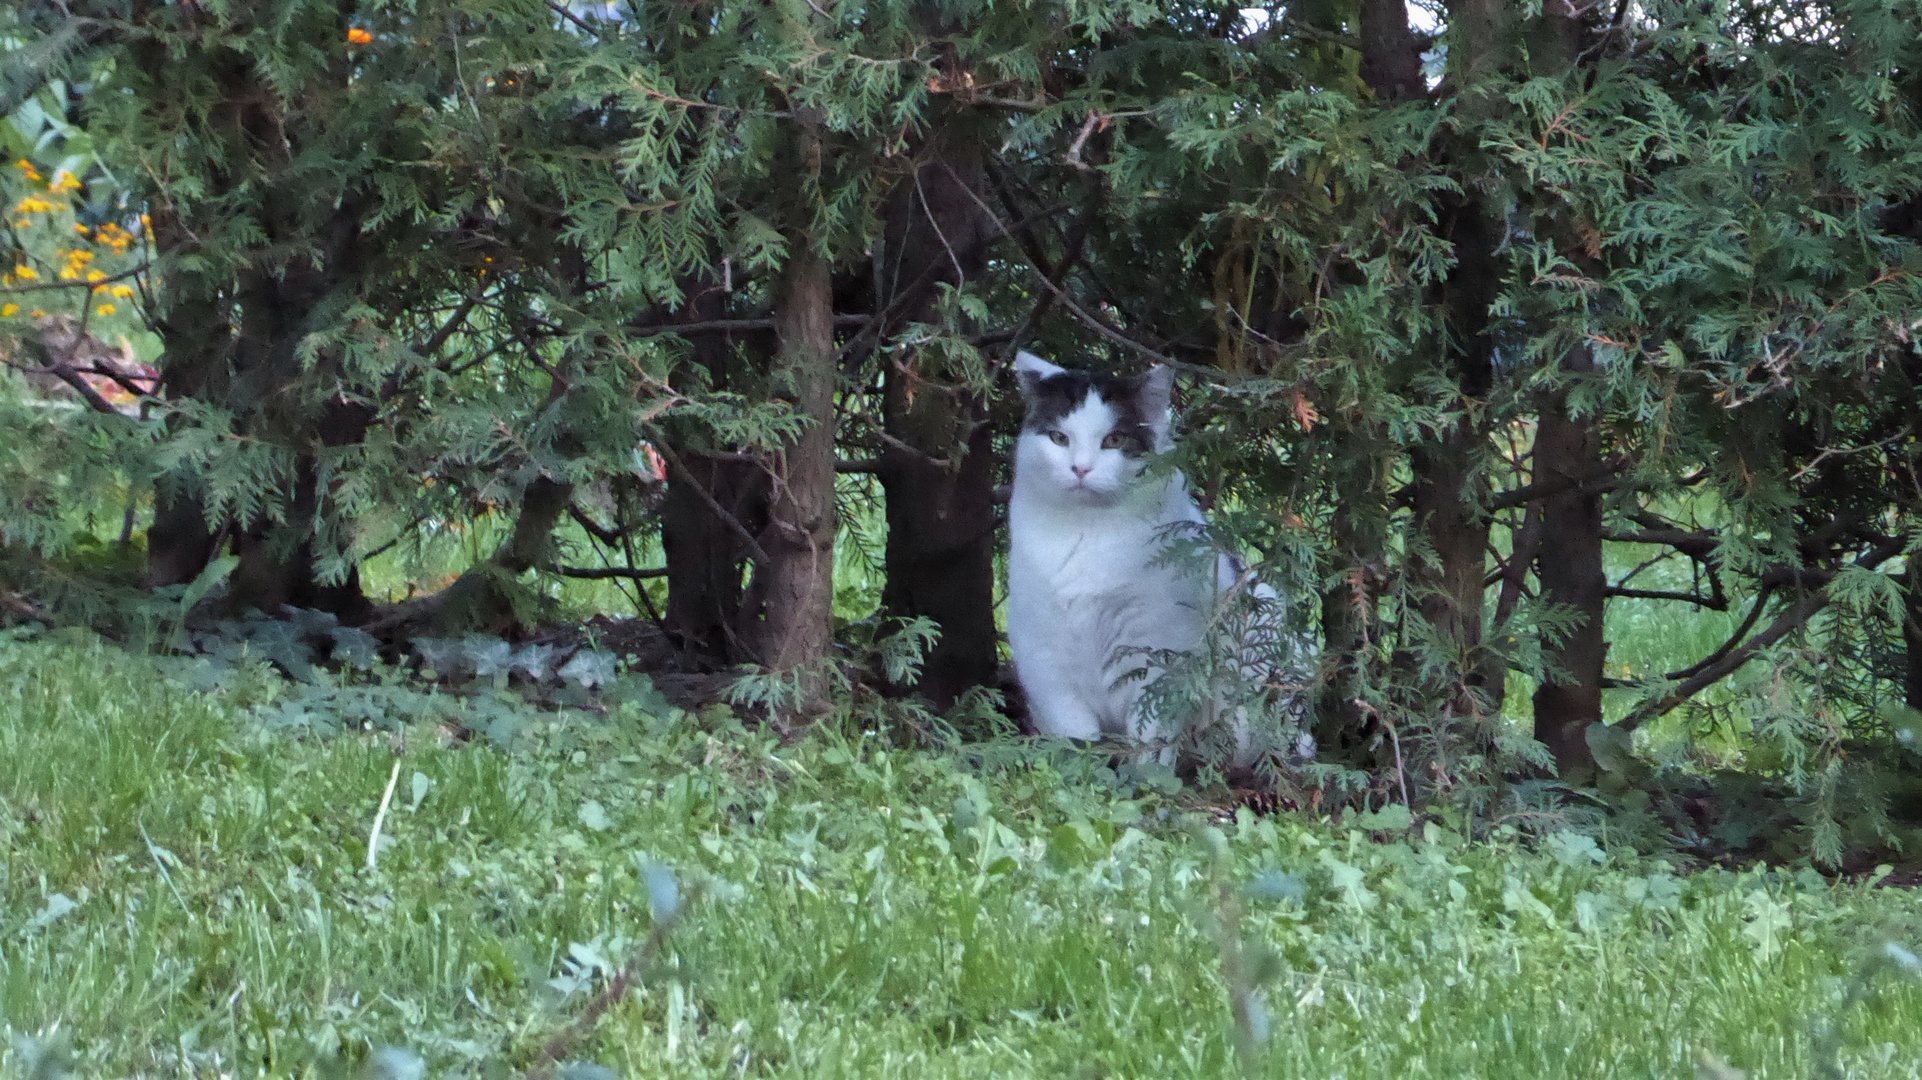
left=14, top=159, right=41, bottom=182
left=48, top=171, right=82, bottom=193
left=95, top=303, right=116, bottom=316
left=0, top=304, right=16, bottom=318
left=110, top=284, right=135, bottom=298
left=85, top=269, right=106, bottom=283
left=13, top=264, right=36, bottom=280
left=29, top=309, right=44, bottom=318
left=347, top=27, right=373, bottom=44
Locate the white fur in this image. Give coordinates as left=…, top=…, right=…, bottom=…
left=1007, top=352, right=1249, bottom=746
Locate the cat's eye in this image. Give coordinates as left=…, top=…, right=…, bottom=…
left=1046, top=430, right=1069, bottom=447
left=1101, top=432, right=1131, bottom=450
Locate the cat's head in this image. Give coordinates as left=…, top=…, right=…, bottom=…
left=1013, top=350, right=1173, bottom=500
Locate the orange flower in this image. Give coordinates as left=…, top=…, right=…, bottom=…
left=347, top=27, right=372, bottom=44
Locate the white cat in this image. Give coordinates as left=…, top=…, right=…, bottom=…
left=1007, top=350, right=1279, bottom=755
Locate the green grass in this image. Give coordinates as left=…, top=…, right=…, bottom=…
left=4, top=635, right=1922, bottom=1078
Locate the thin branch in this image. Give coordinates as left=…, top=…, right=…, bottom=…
left=552, top=564, right=668, bottom=580
left=46, top=362, right=122, bottom=415
left=545, top=0, right=600, bottom=36
left=1487, top=459, right=1629, bottom=511
left=1602, top=527, right=1719, bottom=556
left=1604, top=586, right=1727, bottom=609
left=1063, top=110, right=1102, bottom=172
left=1493, top=501, right=1541, bottom=629
left=568, top=504, right=635, bottom=544
left=1662, top=586, right=1774, bottom=682
left=634, top=314, right=869, bottom=338
left=416, top=293, right=481, bottom=359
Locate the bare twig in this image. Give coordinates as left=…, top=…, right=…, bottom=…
left=545, top=0, right=599, bottom=37
left=551, top=564, right=668, bottom=580
left=1604, top=586, right=1727, bottom=609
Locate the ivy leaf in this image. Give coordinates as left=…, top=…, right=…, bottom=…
left=560, top=649, right=618, bottom=689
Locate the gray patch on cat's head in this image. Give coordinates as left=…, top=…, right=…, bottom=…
left=1014, top=351, right=1172, bottom=456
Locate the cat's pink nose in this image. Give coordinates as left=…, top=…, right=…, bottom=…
left=1071, top=465, right=1091, bottom=479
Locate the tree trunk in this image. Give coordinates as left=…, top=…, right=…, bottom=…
left=142, top=214, right=231, bottom=589
left=875, top=109, right=999, bottom=707
left=879, top=390, right=998, bottom=705
left=662, top=453, right=767, bottom=661
left=746, top=241, right=838, bottom=696
left=431, top=476, right=575, bottom=634
left=1905, top=556, right=1922, bottom=711
left=1404, top=187, right=1503, bottom=715
left=661, top=275, right=770, bottom=663
left=228, top=393, right=377, bottom=621
left=1316, top=460, right=1384, bottom=755
left=1311, top=0, right=1420, bottom=752
left=1527, top=0, right=1607, bottom=779
left=1530, top=356, right=1608, bottom=777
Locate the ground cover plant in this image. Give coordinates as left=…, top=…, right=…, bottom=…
left=6, top=634, right=1922, bottom=1079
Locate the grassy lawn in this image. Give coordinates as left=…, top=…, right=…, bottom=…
left=3, top=634, right=1922, bottom=1078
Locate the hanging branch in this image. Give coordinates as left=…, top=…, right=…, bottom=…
left=1625, top=535, right=1907, bottom=726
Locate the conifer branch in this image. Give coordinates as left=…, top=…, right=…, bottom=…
left=1629, top=536, right=1907, bottom=726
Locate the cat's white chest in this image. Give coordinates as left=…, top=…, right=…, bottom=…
left=1006, top=479, right=1209, bottom=739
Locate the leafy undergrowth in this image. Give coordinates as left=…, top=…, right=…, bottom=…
left=4, top=637, right=1922, bottom=1078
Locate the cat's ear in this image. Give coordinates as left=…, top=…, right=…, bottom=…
left=1136, top=365, right=1174, bottom=421
left=1014, top=350, right=1066, bottom=397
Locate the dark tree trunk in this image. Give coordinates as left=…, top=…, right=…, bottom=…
left=745, top=240, right=838, bottom=696
left=1530, top=350, right=1609, bottom=777
left=879, top=391, right=998, bottom=705
left=1906, top=557, right=1922, bottom=711
left=1316, top=466, right=1385, bottom=754
left=1359, top=0, right=1427, bottom=101
left=1313, top=0, right=1422, bottom=751
left=228, top=396, right=377, bottom=622
left=661, top=275, right=771, bottom=663
left=662, top=453, right=768, bottom=661
left=874, top=109, right=999, bottom=707
left=431, top=476, right=576, bottom=634
left=1409, top=421, right=1496, bottom=702
left=142, top=210, right=231, bottom=590
left=1404, top=187, right=1503, bottom=713
left=1527, top=0, right=1608, bottom=779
